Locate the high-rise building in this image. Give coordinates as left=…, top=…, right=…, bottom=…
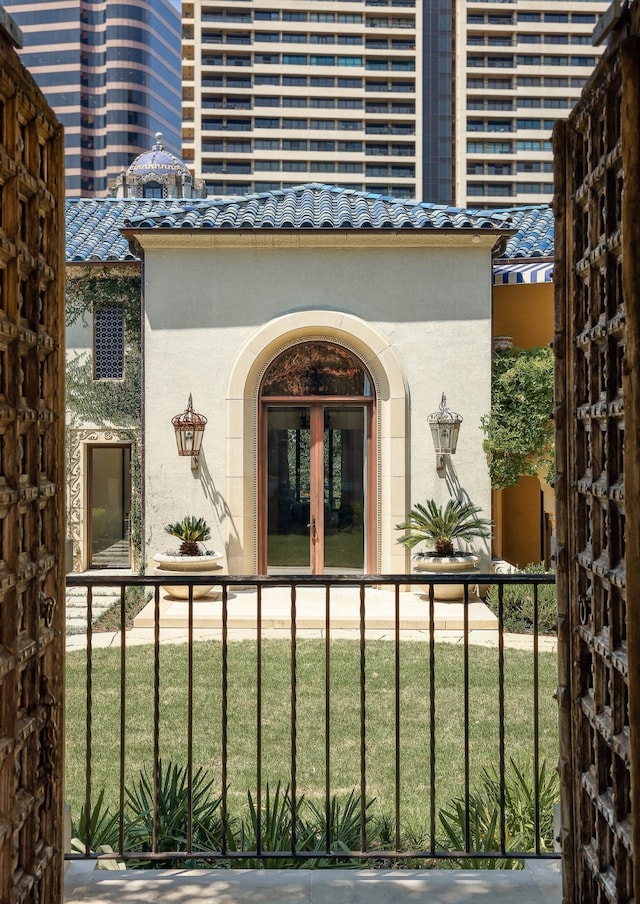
left=182, top=0, right=607, bottom=205
left=458, top=0, right=607, bottom=207
left=5, top=0, right=182, bottom=196
left=182, top=0, right=444, bottom=201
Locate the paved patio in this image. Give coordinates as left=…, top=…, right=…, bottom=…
left=65, top=577, right=557, bottom=653
left=64, top=861, right=562, bottom=903
left=131, top=583, right=499, bottom=632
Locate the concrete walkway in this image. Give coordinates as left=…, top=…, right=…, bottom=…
left=65, top=577, right=557, bottom=653
left=64, top=861, right=562, bottom=903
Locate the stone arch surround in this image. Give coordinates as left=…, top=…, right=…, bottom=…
left=225, top=311, right=408, bottom=574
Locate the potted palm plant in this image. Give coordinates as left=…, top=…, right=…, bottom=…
left=396, top=498, right=491, bottom=601
left=152, top=516, right=223, bottom=600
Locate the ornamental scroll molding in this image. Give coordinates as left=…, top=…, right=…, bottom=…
left=66, top=427, right=141, bottom=572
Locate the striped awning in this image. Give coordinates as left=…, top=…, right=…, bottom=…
left=493, top=261, right=554, bottom=285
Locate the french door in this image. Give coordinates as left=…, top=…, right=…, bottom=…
left=261, top=402, right=373, bottom=574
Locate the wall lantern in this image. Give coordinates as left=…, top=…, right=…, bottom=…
left=428, top=393, right=463, bottom=470
left=171, top=394, right=207, bottom=470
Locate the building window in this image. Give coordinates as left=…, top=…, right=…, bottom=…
left=142, top=181, right=163, bottom=199
left=94, top=305, right=124, bottom=380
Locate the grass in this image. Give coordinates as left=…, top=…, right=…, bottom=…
left=65, top=639, right=558, bottom=837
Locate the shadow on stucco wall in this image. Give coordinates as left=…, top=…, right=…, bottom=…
left=197, top=453, right=239, bottom=570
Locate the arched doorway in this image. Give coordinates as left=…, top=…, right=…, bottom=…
left=258, top=341, right=376, bottom=574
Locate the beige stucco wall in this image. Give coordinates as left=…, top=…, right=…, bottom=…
left=136, top=230, right=496, bottom=575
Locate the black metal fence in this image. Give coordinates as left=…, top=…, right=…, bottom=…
left=64, top=572, right=559, bottom=868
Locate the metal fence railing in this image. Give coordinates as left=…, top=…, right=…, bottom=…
left=64, top=571, right=559, bottom=868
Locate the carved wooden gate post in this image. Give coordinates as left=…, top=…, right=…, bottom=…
left=554, top=11, right=640, bottom=901
left=0, top=10, right=66, bottom=904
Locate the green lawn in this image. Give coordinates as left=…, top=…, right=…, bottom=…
left=65, top=639, right=559, bottom=830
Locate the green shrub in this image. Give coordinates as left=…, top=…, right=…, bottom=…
left=485, top=564, right=557, bottom=635
left=231, top=782, right=304, bottom=868
left=71, top=787, right=120, bottom=853
left=437, top=756, right=559, bottom=868
left=124, top=760, right=225, bottom=868
left=231, top=783, right=375, bottom=868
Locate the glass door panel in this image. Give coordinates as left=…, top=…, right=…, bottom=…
left=323, top=407, right=365, bottom=573
left=265, top=404, right=368, bottom=574
left=266, top=406, right=311, bottom=572
left=90, top=446, right=131, bottom=567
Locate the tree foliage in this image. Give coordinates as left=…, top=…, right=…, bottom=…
left=481, top=345, right=554, bottom=490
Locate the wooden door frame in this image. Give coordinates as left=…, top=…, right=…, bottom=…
left=258, top=398, right=377, bottom=575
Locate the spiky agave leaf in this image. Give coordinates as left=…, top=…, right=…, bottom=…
left=234, top=782, right=311, bottom=868
left=124, top=759, right=224, bottom=867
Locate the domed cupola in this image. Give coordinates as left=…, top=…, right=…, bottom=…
left=109, top=133, right=206, bottom=199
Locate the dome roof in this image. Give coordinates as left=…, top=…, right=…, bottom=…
left=127, top=133, right=191, bottom=179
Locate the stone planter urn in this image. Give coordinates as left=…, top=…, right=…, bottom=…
left=413, top=554, right=480, bottom=602
left=152, top=551, right=223, bottom=600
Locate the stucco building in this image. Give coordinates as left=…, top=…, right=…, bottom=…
left=65, top=182, right=554, bottom=575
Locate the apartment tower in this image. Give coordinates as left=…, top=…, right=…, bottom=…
left=183, top=0, right=607, bottom=205
left=5, top=0, right=182, bottom=195
left=182, top=0, right=448, bottom=201
left=459, top=0, right=607, bottom=206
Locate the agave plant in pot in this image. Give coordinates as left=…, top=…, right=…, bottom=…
left=152, top=516, right=223, bottom=600
left=396, top=498, right=491, bottom=601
